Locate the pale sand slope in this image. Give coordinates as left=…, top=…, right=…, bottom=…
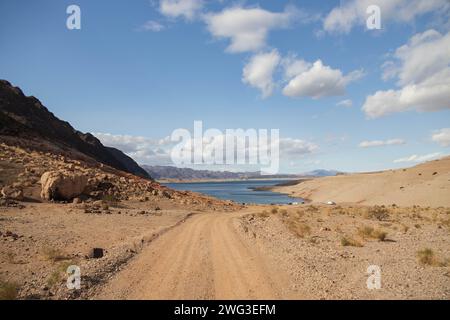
left=274, top=157, right=450, bottom=207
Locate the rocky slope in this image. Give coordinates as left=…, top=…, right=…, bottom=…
left=0, top=80, right=149, bottom=179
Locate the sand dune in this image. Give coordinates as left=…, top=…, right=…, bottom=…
left=274, top=157, right=450, bottom=207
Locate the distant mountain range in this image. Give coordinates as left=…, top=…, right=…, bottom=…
left=143, top=165, right=341, bottom=181
left=300, top=169, right=342, bottom=177
left=0, top=80, right=150, bottom=179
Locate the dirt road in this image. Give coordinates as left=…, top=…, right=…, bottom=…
left=95, top=212, right=292, bottom=300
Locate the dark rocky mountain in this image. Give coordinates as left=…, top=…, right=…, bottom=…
left=143, top=165, right=342, bottom=181
left=0, top=80, right=150, bottom=179
left=142, top=165, right=258, bottom=180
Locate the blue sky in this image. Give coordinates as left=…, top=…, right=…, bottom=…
left=1, top=0, right=449, bottom=173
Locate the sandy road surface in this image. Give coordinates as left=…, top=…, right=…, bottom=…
left=95, top=212, right=293, bottom=300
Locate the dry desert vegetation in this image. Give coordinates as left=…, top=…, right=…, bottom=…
left=0, top=141, right=449, bottom=300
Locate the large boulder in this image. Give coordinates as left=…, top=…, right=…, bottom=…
left=40, top=171, right=88, bottom=201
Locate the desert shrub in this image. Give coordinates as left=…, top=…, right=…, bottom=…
left=306, top=205, right=319, bottom=213
left=0, top=280, right=18, bottom=300
left=46, top=261, right=76, bottom=287
left=340, top=236, right=363, bottom=247
left=372, top=230, right=387, bottom=241
left=365, top=206, right=390, bottom=221
left=286, top=220, right=311, bottom=238
left=417, top=248, right=445, bottom=267
left=101, top=194, right=119, bottom=206
left=358, top=226, right=374, bottom=238
left=358, top=226, right=387, bottom=241
left=257, top=210, right=270, bottom=218
left=42, top=247, right=70, bottom=263
left=271, top=207, right=278, bottom=214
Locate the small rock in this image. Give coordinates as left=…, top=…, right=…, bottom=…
left=87, top=248, right=104, bottom=259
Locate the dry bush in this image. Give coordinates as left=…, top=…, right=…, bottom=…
left=364, top=206, right=390, bottom=221
left=306, top=205, right=319, bottom=213
left=340, top=236, right=363, bottom=247
left=285, top=220, right=311, bottom=238
left=42, top=247, right=70, bottom=263
left=46, top=260, right=77, bottom=288
left=256, top=210, right=271, bottom=218
left=0, top=280, right=19, bottom=300
left=417, top=248, right=446, bottom=267
left=440, top=218, right=450, bottom=230
left=271, top=207, right=278, bottom=214
left=357, top=226, right=387, bottom=241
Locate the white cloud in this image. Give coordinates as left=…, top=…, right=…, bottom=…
left=204, top=6, right=295, bottom=53
left=337, top=99, right=353, bottom=107
left=281, top=55, right=311, bottom=80
left=393, top=152, right=443, bottom=163
left=282, top=60, right=364, bottom=99
left=95, top=132, right=318, bottom=168
left=363, top=29, right=450, bottom=118
left=432, top=128, right=450, bottom=147
left=95, top=133, right=174, bottom=165
left=359, top=138, right=405, bottom=148
left=386, top=29, right=450, bottom=86
left=139, top=20, right=165, bottom=32
left=279, top=138, right=318, bottom=156
left=159, top=0, right=203, bottom=20
left=242, top=50, right=281, bottom=98
left=323, top=0, right=449, bottom=34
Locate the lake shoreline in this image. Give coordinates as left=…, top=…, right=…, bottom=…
left=157, top=177, right=304, bottom=184
left=163, top=179, right=305, bottom=205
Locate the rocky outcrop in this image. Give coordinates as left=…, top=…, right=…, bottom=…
left=1, top=185, right=24, bottom=201
left=0, top=80, right=151, bottom=179
left=40, top=171, right=88, bottom=201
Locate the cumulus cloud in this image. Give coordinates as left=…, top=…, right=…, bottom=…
left=281, top=54, right=311, bottom=80
left=159, top=0, right=204, bottom=20
left=363, top=29, right=450, bottom=118
left=138, top=20, right=165, bottom=32
left=204, top=6, right=296, bottom=53
left=282, top=60, right=364, bottom=98
left=279, top=138, right=318, bottom=156
left=323, top=0, right=449, bottom=34
left=95, top=132, right=318, bottom=169
left=359, top=138, right=405, bottom=148
left=337, top=99, right=353, bottom=107
left=95, top=133, right=174, bottom=165
left=385, top=29, right=450, bottom=86
left=432, top=128, right=450, bottom=147
left=393, top=152, right=443, bottom=163
left=242, top=50, right=281, bottom=98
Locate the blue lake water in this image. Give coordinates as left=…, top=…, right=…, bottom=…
left=164, top=180, right=303, bottom=205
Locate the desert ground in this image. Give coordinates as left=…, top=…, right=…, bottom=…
left=1, top=142, right=449, bottom=300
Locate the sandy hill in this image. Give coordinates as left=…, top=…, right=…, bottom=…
left=274, top=157, right=450, bottom=207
